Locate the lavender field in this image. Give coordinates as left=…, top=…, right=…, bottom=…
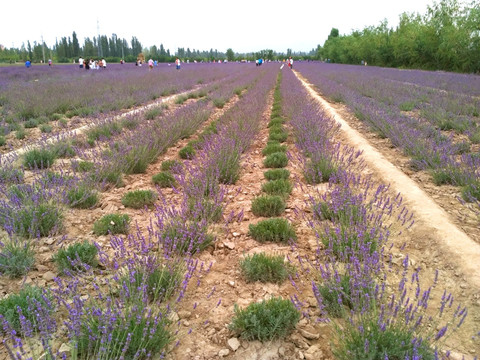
left=0, top=62, right=479, bottom=360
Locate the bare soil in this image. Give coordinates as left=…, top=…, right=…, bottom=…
left=1, top=72, right=479, bottom=360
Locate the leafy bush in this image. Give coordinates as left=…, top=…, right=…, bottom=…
left=240, top=253, right=292, bottom=283
left=262, top=142, right=287, bottom=156
left=93, top=213, right=130, bottom=235
left=144, top=107, right=163, bottom=120
left=264, top=152, right=288, bottom=168
left=213, top=98, right=226, bottom=108
left=0, top=285, right=52, bottom=333
left=51, top=141, right=76, bottom=158
left=120, top=117, right=139, bottom=130
left=0, top=167, right=24, bottom=183
left=229, top=297, right=300, bottom=341
left=249, top=218, right=296, bottom=243
left=468, top=130, right=480, bottom=144
left=50, top=113, right=63, bottom=121
left=453, top=141, right=470, bottom=155
left=52, top=240, right=98, bottom=273
left=0, top=240, right=35, bottom=278
left=86, top=121, right=122, bottom=143
left=121, top=190, right=157, bottom=209
left=179, top=144, right=195, bottom=159
left=23, top=149, right=56, bottom=169
left=58, top=118, right=68, bottom=127
left=187, top=198, right=223, bottom=223
left=14, top=203, right=63, bottom=238
left=431, top=168, right=467, bottom=186
left=261, top=179, right=292, bottom=197
left=268, top=117, right=285, bottom=127
left=398, top=101, right=416, bottom=111
left=161, top=223, right=214, bottom=255
left=23, top=118, right=38, bottom=128
left=321, top=227, right=378, bottom=260
left=461, top=181, right=480, bottom=202
left=313, top=201, right=364, bottom=227
left=251, top=196, right=286, bottom=217
left=76, top=307, right=172, bottom=360
left=67, top=186, right=99, bottom=209
left=76, top=161, right=95, bottom=173
left=15, top=127, right=26, bottom=139
left=175, top=94, right=188, bottom=105
left=264, top=169, right=290, bottom=181
left=332, top=317, right=435, bottom=360
left=122, top=266, right=181, bottom=302
left=97, top=169, right=124, bottom=187
left=39, top=124, right=53, bottom=133
left=268, top=128, right=288, bottom=143
left=161, top=159, right=182, bottom=172
left=0, top=136, right=5, bottom=146
left=304, top=157, right=338, bottom=184
left=152, top=172, right=176, bottom=188
left=316, top=275, right=353, bottom=317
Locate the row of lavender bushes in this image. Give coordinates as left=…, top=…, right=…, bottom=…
left=0, top=63, right=234, bottom=155
left=0, top=63, right=243, bottom=123
left=281, top=67, right=470, bottom=358
left=0, top=62, right=262, bottom=243
left=0, top=65, right=278, bottom=358
left=295, top=62, right=480, bottom=205
left=0, top=63, right=259, bottom=154
left=154, top=64, right=279, bottom=258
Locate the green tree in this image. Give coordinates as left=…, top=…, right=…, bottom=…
left=226, top=48, right=235, bottom=61
left=72, top=31, right=80, bottom=57
left=27, top=40, right=32, bottom=60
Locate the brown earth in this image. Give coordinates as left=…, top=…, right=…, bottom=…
left=1, top=70, right=479, bottom=360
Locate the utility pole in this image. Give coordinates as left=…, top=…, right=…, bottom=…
left=41, top=35, right=45, bottom=63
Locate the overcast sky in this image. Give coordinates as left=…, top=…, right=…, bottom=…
left=2, top=0, right=435, bottom=53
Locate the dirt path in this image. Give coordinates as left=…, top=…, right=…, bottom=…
left=294, top=71, right=480, bottom=289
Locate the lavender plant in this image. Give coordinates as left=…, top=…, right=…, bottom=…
left=0, top=238, right=35, bottom=278
left=52, top=240, right=98, bottom=274
left=240, top=253, right=293, bottom=284
left=93, top=213, right=130, bottom=235
left=229, top=297, right=300, bottom=341
left=121, top=189, right=157, bottom=209
left=249, top=218, right=296, bottom=243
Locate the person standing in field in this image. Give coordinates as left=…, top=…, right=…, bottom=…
left=48, top=59, right=52, bottom=66
left=102, top=58, right=107, bottom=69
left=148, top=58, right=154, bottom=69
left=175, top=57, right=181, bottom=70
left=79, top=57, right=84, bottom=69
left=289, top=57, right=293, bottom=69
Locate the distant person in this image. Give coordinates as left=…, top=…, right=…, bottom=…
left=79, top=57, right=84, bottom=69
left=175, top=57, right=181, bottom=70
left=48, top=59, right=52, bottom=66
left=25, top=60, right=31, bottom=68
left=102, top=58, right=107, bottom=68
left=289, top=57, right=293, bottom=69
left=148, top=58, right=154, bottom=69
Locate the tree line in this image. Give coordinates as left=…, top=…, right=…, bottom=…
left=315, top=0, right=480, bottom=73
left=0, top=31, right=312, bottom=65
